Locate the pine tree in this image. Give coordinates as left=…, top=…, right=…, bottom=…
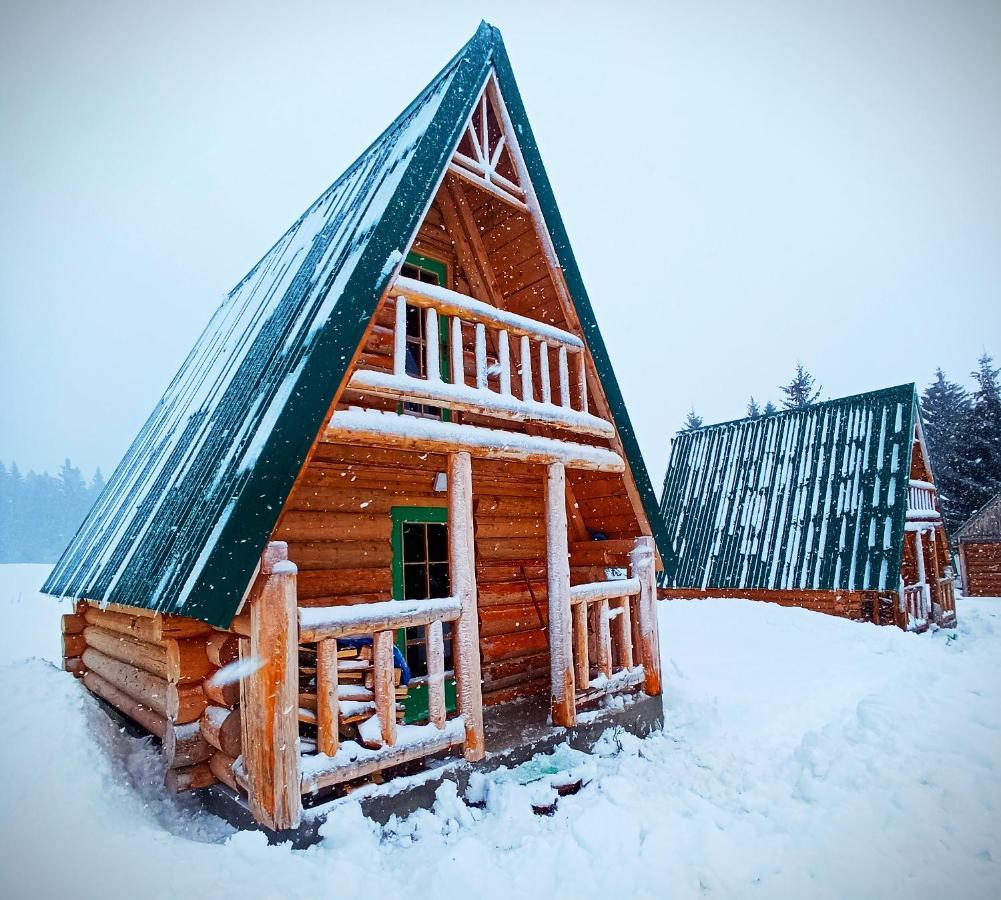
left=90, top=467, right=106, bottom=498
left=779, top=364, right=822, bottom=410
left=746, top=398, right=761, bottom=419
left=682, top=409, right=704, bottom=431
left=954, top=353, right=1001, bottom=524
left=921, top=369, right=972, bottom=531
left=763, top=401, right=778, bottom=416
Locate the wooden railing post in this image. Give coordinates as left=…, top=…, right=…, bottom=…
left=614, top=596, right=634, bottom=670
left=239, top=541, right=301, bottom=831
left=449, top=451, right=485, bottom=760
left=373, top=630, right=397, bottom=746
left=572, top=600, right=589, bottom=686
left=316, top=638, right=339, bottom=757
left=596, top=598, right=613, bottom=679
left=427, top=619, right=446, bottom=729
left=546, top=461, right=576, bottom=726
left=630, top=536, right=662, bottom=697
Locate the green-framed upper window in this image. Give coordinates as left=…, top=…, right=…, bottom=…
left=400, top=252, right=451, bottom=421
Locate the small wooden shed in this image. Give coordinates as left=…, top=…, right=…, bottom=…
left=658, top=385, right=957, bottom=631
left=956, top=492, right=1001, bottom=597
left=44, top=23, right=667, bottom=835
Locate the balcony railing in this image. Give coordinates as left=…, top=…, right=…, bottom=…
left=349, top=277, right=615, bottom=438
left=907, top=480, right=939, bottom=518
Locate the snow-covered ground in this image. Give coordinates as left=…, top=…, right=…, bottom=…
left=1, top=564, right=998, bottom=899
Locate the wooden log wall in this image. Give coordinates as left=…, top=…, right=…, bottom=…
left=65, top=602, right=247, bottom=796
left=960, top=542, right=1001, bottom=597
left=657, top=587, right=871, bottom=621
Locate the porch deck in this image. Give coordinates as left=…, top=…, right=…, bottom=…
left=199, top=690, right=664, bottom=847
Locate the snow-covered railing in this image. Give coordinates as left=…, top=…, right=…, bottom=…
left=296, top=596, right=465, bottom=792
left=907, top=480, right=939, bottom=518
left=936, top=576, right=956, bottom=619
left=349, top=277, right=614, bottom=438
left=299, top=597, right=461, bottom=642
left=570, top=575, right=641, bottom=690
left=901, top=583, right=929, bottom=629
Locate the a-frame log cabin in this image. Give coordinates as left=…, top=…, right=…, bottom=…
left=44, top=23, right=668, bottom=834
left=658, top=385, right=957, bottom=632
left=956, top=492, right=1001, bottom=597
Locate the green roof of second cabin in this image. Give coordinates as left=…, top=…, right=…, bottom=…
left=41, top=22, right=670, bottom=627
left=658, top=384, right=921, bottom=594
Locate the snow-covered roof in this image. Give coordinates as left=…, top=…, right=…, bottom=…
left=956, top=492, right=1001, bottom=542
left=659, top=385, right=920, bottom=593
left=42, top=22, right=669, bottom=626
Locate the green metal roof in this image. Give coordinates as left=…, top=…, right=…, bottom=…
left=658, top=385, right=920, bottom=593
left=42, top=22, right=669, bottom=626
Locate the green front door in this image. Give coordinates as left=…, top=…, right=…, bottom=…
left=391, top=506, right=457, bottom=723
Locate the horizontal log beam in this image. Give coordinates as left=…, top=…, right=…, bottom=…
left=447, top=162, right=529, bottom=211
left=324, top=410, right=623, bottom=473
left=570, top=577, right=641, bottom=605
left=299, top=718, right=465, bottom=793
left=83, top=670, right=167, bottom=740
left=349, top=370, right=614, bottom=437
left=299, top=597, right=461, bottom=643
left=391, top=276, right=581, bottom=349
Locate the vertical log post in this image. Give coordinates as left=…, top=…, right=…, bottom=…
left=630, top=536, right=662, bottom=697
left=915, top=530, right=929, bottom=618
left=539, top=342, right=552, bottom=404
left=576, top=351, right=588, bottom=413
left=572, top=600, right=589, bottom=686
left=546, top=461, right=576, bottom=727
left=373, top=630, right=397, bottom=746
left=596, top=599, right=613, bottom=678
left=520, top=335, right=533, bottom=401
left=558, top=346, right=571, bottom=409
left=451, top=318, right=465, bottom=386
left=475, top=324, right=488, bottom=390
left=425, top=308, right=440, bottom=382
left=427, top=618, right=446, bottom=729
left=615, top=596, right=634, bottom=670
left=450, top=451, right=485, bottom=760
left=394, top=297, right=407, bottom=377
left=316, top=638, right=339, bottom=757
left=498, top=330, right=512, bottom=395
left=239, top=541, right=301, bottom=831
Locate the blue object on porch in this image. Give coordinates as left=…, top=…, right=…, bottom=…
left=337, top=636, right=412, bottom=685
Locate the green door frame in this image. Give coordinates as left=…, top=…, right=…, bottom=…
left=390, top=504, right=457, bottom=723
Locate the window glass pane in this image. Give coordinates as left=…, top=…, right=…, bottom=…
left=404, top=563, right=427, bottom=600
left=442, top=621, right=454, bottom=668
left=401, top=263, right=418, bottom=279
left=426, top=523, right=448, bottom=563
left=402, top=522, right=426, bottom=562
left=428, top=562, right=450, bottom=599
left=407, top=626, right=428, bottom=676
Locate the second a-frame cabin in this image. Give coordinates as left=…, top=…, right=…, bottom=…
left=658, top=385, right=957, bottom=633
left=43, top=23, right=667, bottom=835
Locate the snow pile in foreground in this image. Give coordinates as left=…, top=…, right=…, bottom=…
left=0, top=564, right=998, bottom=899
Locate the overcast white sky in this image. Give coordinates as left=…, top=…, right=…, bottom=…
left=2, top=0, right=999, bottom=487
